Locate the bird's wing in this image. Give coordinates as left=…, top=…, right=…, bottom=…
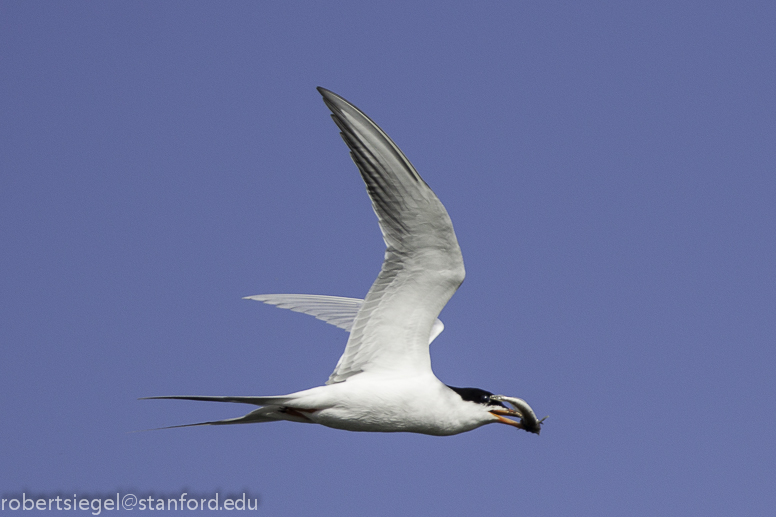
left=317, top=88, right=465, bottom=384
left=244, top=293, right=445, bottom=344
left=245, top=294, right=363, bottom=331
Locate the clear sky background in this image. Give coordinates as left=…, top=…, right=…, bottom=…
left=2, top=2, right=775, bottom=515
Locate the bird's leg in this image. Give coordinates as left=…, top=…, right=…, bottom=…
left=279, top=407, right=319, bottom=422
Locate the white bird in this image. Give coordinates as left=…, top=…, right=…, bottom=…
left=144, top=87, right=546, bottom=436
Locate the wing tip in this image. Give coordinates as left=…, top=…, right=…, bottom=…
left=317, top=86, right=339, bottom=105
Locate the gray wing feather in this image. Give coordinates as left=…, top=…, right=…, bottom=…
left=244, top=294, right=363, bottom=331
left=245, top=293, right=445, bottom=344
left=318, top=88, right=465, bottom=384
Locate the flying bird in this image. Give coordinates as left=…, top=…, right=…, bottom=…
left=144, top=87, right=546, bottom=436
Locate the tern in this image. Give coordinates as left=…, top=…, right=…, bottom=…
left=144, top=87, right=546, bottom=436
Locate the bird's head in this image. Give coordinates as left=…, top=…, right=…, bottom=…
left=446, top=386, right=546, bottom=435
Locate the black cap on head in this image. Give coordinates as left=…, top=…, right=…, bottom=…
left=446, top=386, right=506, bottom=408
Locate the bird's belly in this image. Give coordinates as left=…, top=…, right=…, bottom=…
left=289, top=375, right=492, bottom=436
left=308, top=401, right=483, bottom=436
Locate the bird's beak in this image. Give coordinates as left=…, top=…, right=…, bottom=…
left=489, top=395, right=546, bottom=435
left=489, top=407, right=528, bottom=430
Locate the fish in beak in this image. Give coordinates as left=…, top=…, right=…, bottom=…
left=488, top=395, right=547, bottom=435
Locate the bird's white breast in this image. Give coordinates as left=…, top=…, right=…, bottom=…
left=292, top=373, right=494, bottom=436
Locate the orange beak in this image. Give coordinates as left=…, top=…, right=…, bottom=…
left=489, top=408, right=526, bottom=430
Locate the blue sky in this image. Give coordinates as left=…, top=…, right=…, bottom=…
left=2, top=1, right=775, bottom=515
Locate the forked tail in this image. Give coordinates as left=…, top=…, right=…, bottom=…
left=140, top=395, right=311, bottom=430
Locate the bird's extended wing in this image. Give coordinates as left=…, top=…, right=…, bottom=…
left=244, top=294, right=445, bottom=344
left=245, top=294, right=363, bottom=331
left=317, top=88, right=465, bottom=384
